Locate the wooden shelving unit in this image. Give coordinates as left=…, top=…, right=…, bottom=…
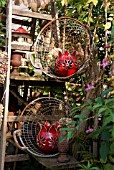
left=0, top=1, right=78, bottom=170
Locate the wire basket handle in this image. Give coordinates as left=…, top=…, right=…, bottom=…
left=13, top=129, right=28, bottom=150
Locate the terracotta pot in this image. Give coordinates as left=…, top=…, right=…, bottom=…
left=57, top=130, right=70, bottom=163
left=8, top=112, right=14, bottom=116
left=11, top=53, right=22, bottom=75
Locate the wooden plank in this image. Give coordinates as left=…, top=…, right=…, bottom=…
left=5, top=154, right=29, bottom=162
left=7, top=115, right=65, bottom=122
left=0, top=1, right=12, bottom=170
left=0, top=14, right=32, bottom=26
left=11, top=44, right=32, bottom=51
left=7, top=116, right=20, bottom=122
left=35, top=156, right=78, bottom=170
left=10, top=78, right=65, bottom=87
left=12, top=9, right=52, bottom=20
left=12, top=18, right=32, bottom=27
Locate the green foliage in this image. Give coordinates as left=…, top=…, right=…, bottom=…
left=78, top=161, right=101, bottom=170
left=69, top=87, right=114, bottom=168
left=0, top=20, right=6, bottom=46
left=0, top=0, right=6, bottom=7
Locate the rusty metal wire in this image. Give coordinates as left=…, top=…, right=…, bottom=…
left=31, top=16, right=92, bottom=80
left=16, top=97, right=70, bottom=157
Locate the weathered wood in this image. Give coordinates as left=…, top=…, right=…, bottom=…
left=0, top=1, right=12, bottom=170
left=35, top=156, right=78, bottom=170
left=7, top=115, right=65, bottom=122
left=7, top=116, right=21, bottom=122
left=30, top=18, right=36, bottom=43
left=9, top=88, right=28, bottom=106
left=5, top=154, right=29, bottom=162
left=11, top=44, right=32, bottom=51
left=12, top=9, right=52, bottom=20
left=10, top=75, right=65, bottom=87
left=0, top=14, right=32, bottom=26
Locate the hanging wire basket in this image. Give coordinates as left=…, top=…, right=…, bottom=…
left=30, top=16, right=92, bottom=80
left=13, top=97, right=71, bottom=157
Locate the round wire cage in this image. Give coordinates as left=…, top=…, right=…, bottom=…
left=13, top=97, right=71, bottom=157
left=30, top=16, right=92, bottom=80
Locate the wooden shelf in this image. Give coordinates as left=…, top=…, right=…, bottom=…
left=10, top=75, right=65, bottom=87
left=35, top=156, right=78, bottom=170
left=7, top=116, right=20, bottom=123
left=12, top=9, right=52, bottom=20
left=5, top=154, right=29, bottom=162
left=11, top=44, right=32, bottom=51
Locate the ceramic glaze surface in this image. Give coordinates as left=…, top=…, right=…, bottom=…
left=55, top=51, right=77, bottom=77
left=37, top=121, right=60, bottom=154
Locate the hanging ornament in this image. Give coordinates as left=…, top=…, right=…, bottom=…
left=55, top=51, right=77, bottom=77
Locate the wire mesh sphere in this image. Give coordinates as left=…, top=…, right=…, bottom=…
left=31, top=16, right=92, bottom=80
left=17, top=97, right=71, bottom=157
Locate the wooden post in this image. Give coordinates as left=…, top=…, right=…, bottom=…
left=0, top=0, right=12, bottom=170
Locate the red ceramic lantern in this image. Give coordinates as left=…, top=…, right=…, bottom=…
left=37, top=121, right=60, bottom=154
left=55, top=51, right=77, bottom=77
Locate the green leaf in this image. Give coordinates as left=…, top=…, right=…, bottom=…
left=112, top=125, right=114, bottom=138
left=93, top=104, right=102, bottom=110
left=109, top=156, right=114, bottom=163
left=101, top=131, right=110, bottom=141
left=104, top=164, right=114, bottom=170
left=61, top=0, right=68, bottom=6
left=104, top=116, right=112, bottom=126
left=110, top=142, right=114, bottom=152
left=87, top=99, right=93, bottom=105
left=59, top=133, right=67, bottom=142
left=98, top=107, right=107, bottom=115
left=53, top=87, right=63, bottom=93
left=87, top=0, right=98, bottom=6
left=101, top=88, right=113, bottom=97
left=105, top=98, right=114, bottom=105
left=67, top=131, right=73, bottom=140
left=108, top=17, right=113, bottom=21
left=100, top=142, right=109, bottom=161
left=74, top=114, right=83, bottom=119
left=111, top=24, right=114, bottom=36
left=95, top=97, right=103, bottom=104
left=108, top=38, right=114, bottom=44
left=68, top=120, right=77, bottom=125
left=81, top=103, right=89, bottom=109
left=70, top=106, right=80, bottom=115
left=104, top=22, right=111, bottom=30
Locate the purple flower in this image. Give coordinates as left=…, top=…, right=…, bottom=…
left=105, top=44, right=110, bottom=49
left=101, top=59, right=108, bottom=68
left=85, top=84, right=94, bottom=92
left=86, top=127, right=93, bottom=133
